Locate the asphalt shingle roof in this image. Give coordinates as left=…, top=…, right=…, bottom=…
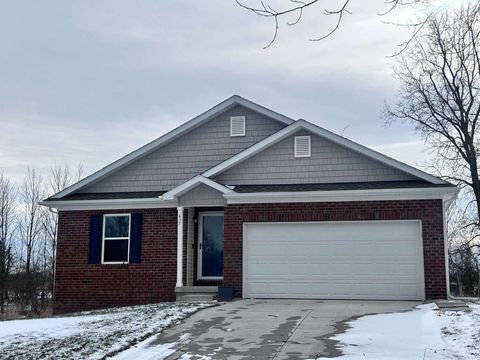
left=232, top=180, right=454, bottom=193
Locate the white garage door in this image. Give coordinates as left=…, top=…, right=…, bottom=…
left=243, top=221, right=425, bottom=300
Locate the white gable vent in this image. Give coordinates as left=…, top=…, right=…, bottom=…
left=230, top=116, right=246, bottom=137
left=294, top=136, right=311, bottom=158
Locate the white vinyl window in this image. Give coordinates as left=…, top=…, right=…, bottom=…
left=102, top=214, right=130, bottom=264
left=230, top=116, right=246, bottom=137
left=294, top=136, right=311, bottom=158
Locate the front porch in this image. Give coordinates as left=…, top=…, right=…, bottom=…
left=175, top=206, right=225, bottom=301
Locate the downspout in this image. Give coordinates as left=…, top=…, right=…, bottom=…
left=442, top=192, right=457, bottom=299
left=442, top=199, right=450, bottom=299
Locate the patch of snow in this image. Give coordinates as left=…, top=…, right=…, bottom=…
left=112, top=330, right=217, bottom=360
left=111, top=332, right=193, bottom=360
left=440, top=303, right=480, bottom=359
left=315, top=302, right=480, bottom=360
left=111, top=337, right=178, bottom=360
left=0, top=302, right=212, bottom=360
left=0, top=314, right=100, bottom=339
left=179, top=354, right=213, bottom=360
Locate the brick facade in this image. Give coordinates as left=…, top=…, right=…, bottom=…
left=54, top=199, right=446, bottom=314
left=223, top=200, right=447, bottom=300
left=54, top=208, right=178, bottom=314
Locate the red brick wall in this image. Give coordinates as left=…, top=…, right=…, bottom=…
left=223, top=200, right=446, bottom=300
left=54, top=199, right=446, bottom=313
left=54, top=208, right=177, bottom=314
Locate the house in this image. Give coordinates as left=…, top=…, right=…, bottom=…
left=40, top=95, right=458, bottom=314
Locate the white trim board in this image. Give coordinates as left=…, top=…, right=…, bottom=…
left=50, top=95, right=294, bottom=199
left=203, top=119, right=447, bottom=185
left=39, top=198, right=177, bottom=211
left=224, top=186, right=459, bottom=204
left=39, top=185, right=458, bottom=210
left=162, top=175, right=234, bottom=201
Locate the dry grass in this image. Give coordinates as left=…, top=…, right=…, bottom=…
left=0, top=303, right=52, bottom=321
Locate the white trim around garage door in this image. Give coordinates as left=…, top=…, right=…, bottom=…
left=242, top=220, right=425, bottom=301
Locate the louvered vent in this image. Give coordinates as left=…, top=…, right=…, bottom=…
left=230, top=116, right=246, bottom=137
left=294, top=136, right=311, bottom=158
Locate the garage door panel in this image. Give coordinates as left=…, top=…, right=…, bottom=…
left=244, top=221, right=425, bottom=300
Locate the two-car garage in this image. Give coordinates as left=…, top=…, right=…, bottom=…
left=243, top=221, right=425, bottom=301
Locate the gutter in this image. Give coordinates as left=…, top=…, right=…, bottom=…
left=223, top=186, right=459, bottom=204
left=39, top=197, right=177, bottom=211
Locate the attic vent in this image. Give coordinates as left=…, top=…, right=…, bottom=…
left=294, top=136, right=311, bottom=158
left=230, top=116, right=246, bottom=137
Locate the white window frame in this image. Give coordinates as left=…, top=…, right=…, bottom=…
left=101, top=213, right=131, bottom=264
left=230, top=116, right=246, bottom=137
left=294, top=135, right=311, bottom=158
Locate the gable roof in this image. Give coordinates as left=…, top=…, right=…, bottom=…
left=202, top=119, right=448, bottom=185
left=51, top=95, right=295, bottom=199
left=161, top=175, right=234, bottom=201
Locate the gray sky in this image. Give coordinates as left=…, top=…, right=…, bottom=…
left=0, top=1, right=460, bottom=184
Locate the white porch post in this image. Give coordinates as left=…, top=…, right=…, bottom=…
left=176, top=206, right=184, bottom=287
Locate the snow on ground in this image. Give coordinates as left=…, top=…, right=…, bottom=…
left=316, top=302, right=480, bottom=360
left=111, top=331, right=220, bottom=360
left=441, top=303, right=480, bottom=359
left=111, top=333, right=212, bottom=360
left=0, top=302, right=212, bottom=360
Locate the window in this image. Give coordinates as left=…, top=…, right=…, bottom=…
left=230, top=116, right=246, bottom=137
left=294, top=136, right=311, bottom=158
left=102, top=214, right=130, bottom=264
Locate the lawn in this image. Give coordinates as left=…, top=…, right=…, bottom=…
left=0, top=302, right=212, bottom=360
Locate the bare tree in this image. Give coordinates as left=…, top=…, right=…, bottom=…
left=385, top=2, right=480, bottom=220
left=18, top=168, right=44, bottom=313
left=41, top=163, right=84, bottom=301
left=0, top=174, right=16, bottom=314
left=448, top=192, right=480, bottom=296
left=384, top=3, right=480, bottom=295
left=235, top=0, right=426, bottom=48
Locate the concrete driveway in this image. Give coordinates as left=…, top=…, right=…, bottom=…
left=149, top=299, right=418, bottom=360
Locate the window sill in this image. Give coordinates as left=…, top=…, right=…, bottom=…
left=100, top=262, right=130, bottom=266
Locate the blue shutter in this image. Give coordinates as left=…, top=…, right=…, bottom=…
left=89, top=214, right=103, bottom=264
left=129, top=213, right=143, bottom=263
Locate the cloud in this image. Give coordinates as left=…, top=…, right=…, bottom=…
left=0, top=105, right=182, bottom=184
left=0, top=0, right=450, bottom=184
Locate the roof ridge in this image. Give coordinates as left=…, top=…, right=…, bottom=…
left=49, top=95, right=295, bottom=199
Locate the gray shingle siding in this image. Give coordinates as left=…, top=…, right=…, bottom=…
left=81, top=105, right=286, bottom=193
left=178, top=184, right=225, bottom=207
left=215, top=130, right=417, bottom=185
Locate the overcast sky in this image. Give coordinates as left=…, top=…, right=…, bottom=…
left=0, top=1, right=463, bottom=184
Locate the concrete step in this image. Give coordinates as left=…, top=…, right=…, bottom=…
left=175, top=286, right=218, bottom=302
left=175, top=286, right=218, bottom=293
left=176, top=293, right=216, bottom=302
left=435, top=300, right=470, bottom=311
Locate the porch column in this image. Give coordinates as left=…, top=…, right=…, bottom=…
left=176, top=206, right=184, bottom=287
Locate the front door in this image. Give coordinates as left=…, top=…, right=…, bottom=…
left=198, top=212, right=224, bottom=280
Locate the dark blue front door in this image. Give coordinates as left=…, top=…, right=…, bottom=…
left=200, top=213, right=224, bottom=278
